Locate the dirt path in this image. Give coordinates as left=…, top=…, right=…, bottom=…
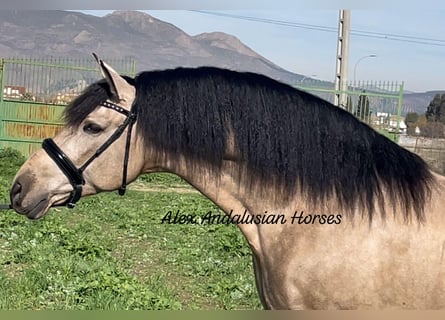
left=128, top=183, right=200, bottom=194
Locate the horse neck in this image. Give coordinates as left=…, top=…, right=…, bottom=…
left=161, top=157, right=244, bottom=209
left=167, top=158, right=265, bottom=250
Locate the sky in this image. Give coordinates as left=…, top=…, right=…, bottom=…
left=77, top=7, right=445, bottom=93
left=3, top=1, right=443, bottom=93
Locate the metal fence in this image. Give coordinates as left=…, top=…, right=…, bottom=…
left=296, top=80, right=404, bottom=141
left=0, top=57, right=136, bottom=156
left=0, top=57, right=406, bottom=156
left=399, top=135, right=445, bottom=174
left=296, top=80, right=445, bottom=173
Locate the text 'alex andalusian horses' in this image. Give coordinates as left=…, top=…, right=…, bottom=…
left=9, top=56, right=445, bottom=309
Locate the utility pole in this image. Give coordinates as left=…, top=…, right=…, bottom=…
left=334, top=10, right=350, bottom=108
left=0, top=59, right=4, bottom=102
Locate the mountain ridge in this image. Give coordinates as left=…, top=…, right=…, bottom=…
left=0, top=10, right=301, bottom=84
left=0, top=10, right=439, bottom=112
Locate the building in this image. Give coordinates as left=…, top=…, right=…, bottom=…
left=3, top=85, right=26, bottom=99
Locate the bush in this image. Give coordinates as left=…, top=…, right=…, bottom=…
left=0, top=148, right=25, bottom=179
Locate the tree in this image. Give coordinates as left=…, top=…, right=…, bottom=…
left=408, top=113, right=445, bottom=138
left=345, top=95, right=353, bottom=113
left=355, top=92, right=370, bottom=122
left=417, top=122, right=445, bottom=138
left=405, top=112, right=419, bottom=124
left=425, top=93, right=445, bottom=124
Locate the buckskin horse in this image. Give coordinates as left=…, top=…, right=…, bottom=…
left=8, top=55, right=445, bottom=309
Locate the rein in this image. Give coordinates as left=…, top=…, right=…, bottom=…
left=42, top=100, right=137, bottom=208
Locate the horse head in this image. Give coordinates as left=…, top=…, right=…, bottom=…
left=10, top=56, right=145, bottom=219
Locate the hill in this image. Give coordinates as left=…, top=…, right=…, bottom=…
left=0, top=10, right=304, bottom=84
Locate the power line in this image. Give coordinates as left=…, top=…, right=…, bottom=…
left=191, top=10, right=445, bottom=47
left=349, top=32, right=445, bottom=47
left=191, top=10, right=338, bottom=33
left=351, top=28, right=445, bottom=43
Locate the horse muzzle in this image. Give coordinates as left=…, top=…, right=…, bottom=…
left=9, top=176, right=52, bottom=219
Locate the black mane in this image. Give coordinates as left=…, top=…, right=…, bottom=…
left=64, top=67, right=434, bottom=221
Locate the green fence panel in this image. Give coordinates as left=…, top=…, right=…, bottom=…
left=295, top=79, right=404, bottom=142
left=0, top=101, right=65, bottom=156
left=0, top=56, right=136, bottom=157
left=0, top=57, right=405, bottom=156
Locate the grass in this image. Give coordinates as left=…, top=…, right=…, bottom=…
left=0, top=148, right=261, bottom=310
left=377, top=129, right=399, bottom=142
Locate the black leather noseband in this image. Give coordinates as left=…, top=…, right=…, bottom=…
left=42, top=101, right=137, bottom=208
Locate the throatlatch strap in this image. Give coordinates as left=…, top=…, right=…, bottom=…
left=118, top=113, right=137, bottom=195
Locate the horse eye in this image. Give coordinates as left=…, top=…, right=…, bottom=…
left=83, top=123, right=103, bottom=134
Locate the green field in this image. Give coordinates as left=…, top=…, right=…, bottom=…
left=0, top=149, right=261, bottom=310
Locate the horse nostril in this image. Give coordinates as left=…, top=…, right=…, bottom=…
left=12, top=181, right=22, bottom=194
left=10, top=181, right=22, bottom=205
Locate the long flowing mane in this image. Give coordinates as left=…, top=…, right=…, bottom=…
left=64, top=67, right=434, bottom=221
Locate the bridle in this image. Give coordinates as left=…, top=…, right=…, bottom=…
left=42, top=100, right=137, bottom=209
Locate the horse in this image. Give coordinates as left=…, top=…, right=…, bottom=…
left=8, top=55, right=445, bottom=309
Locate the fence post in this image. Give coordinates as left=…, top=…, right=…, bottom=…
left=0, top=58, right=4, bottom=102
left=0, top=58, right=4, bottom=150
left=131, top=58, right=137, bottom=77
left=395, top=82, right=404, bottom=142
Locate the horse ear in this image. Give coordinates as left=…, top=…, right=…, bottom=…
left=92, top=53, right=135, bottom=103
